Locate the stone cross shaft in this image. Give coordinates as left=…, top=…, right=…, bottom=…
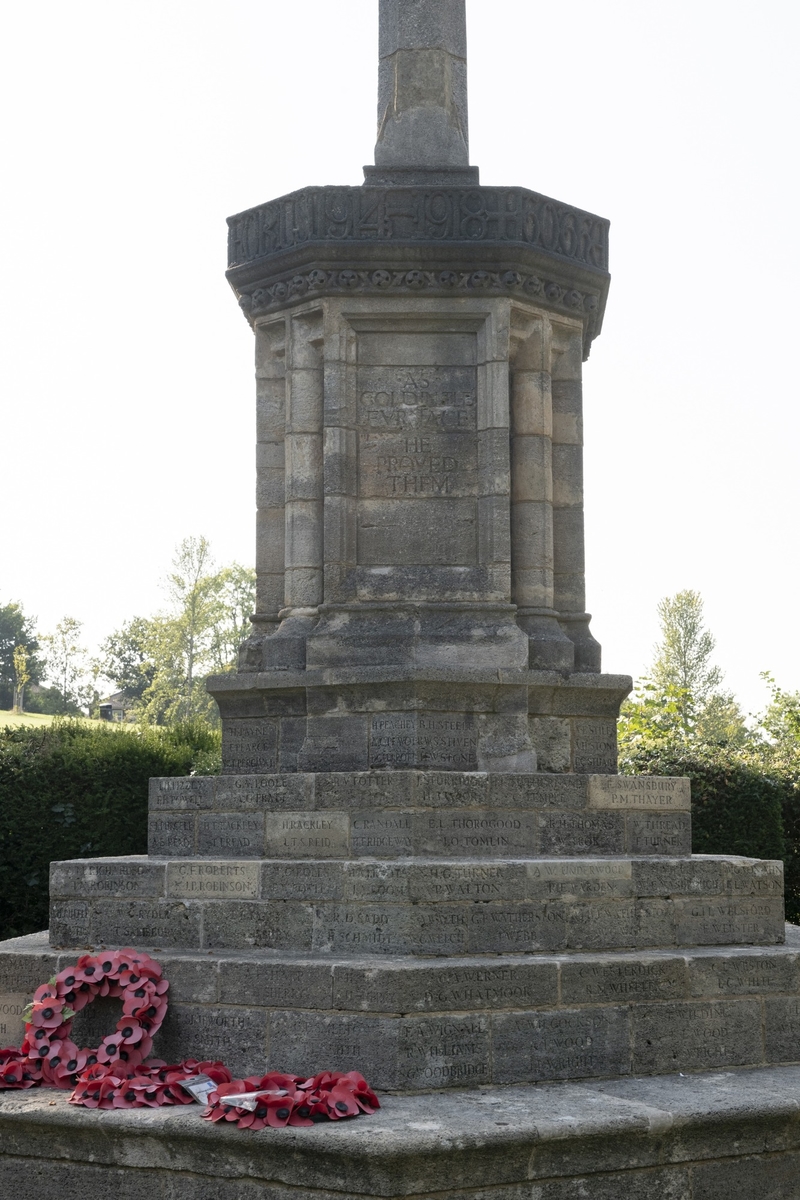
left=369, top=0, right=477, bottom=185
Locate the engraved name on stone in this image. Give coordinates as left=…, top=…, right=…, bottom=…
left=215, top=774, right=311, bottom=811
left=679, top=899, right=781, bottom=940
left=148, top=815, right=195, bottom=855
left=55, top=861, right=163, bottom=897
left=421, top=811, right=534, bottom=854
left=398, top=1017, right=490, bottom=1086
left=495, top=1009, right=627, bottom=1081
left=588, top=775, right=691, bottom=810
left=168, top=861, right=260, bottom=899
left=264, top=812, right=349, bottom=856
left=370, top=715, right=478, bottom=770
left=563, top=958, right=684, bottom=1003
left=0, top=995, right=30, bottom=1045
left=343, top=863, right=410, bottom=902
left=351, top=811, right=414, bottom=855
left=221, top=720, right=278, bottom=772
left=691, top=954, right=798, bottom=996
left=421, top=966, right=547, bottom=1009
left=412, top=863, right=516, bottom=901
left=150, top=777, right=214, bottom=810
left=527, top=859, right=632, bottom=899
left=198, top=814, right=264, bottom=855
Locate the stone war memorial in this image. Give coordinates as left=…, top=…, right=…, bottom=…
left=3, top=3, right=800, bottom=1197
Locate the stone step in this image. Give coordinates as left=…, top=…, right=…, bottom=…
left=3, top=932, right=800, bottom=1089
left=148, top=771, right=692, bottom=858
left=48, top=854, right=784, bottom=955
left=3, top=1064, right=800, bottom=1198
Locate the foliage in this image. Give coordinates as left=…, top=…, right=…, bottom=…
left=12, top=645, right=30, bottom=712
left=99, top=617, right=156, bottom=709
left=100, top=538, right=255, bottom=726
left=0, top=719, right=220, bottom=941
left=640, top=589, right=747, bottom=744
left=0, top=602, right=42, bottom=710
left=38, top=617, right=90, bottom=715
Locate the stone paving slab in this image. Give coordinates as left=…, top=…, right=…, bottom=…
left=1, top=1065, right=800, bottom=1198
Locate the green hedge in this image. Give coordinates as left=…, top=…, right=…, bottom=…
left=0, top=720, right=220, bottom=941
left=621, top=747, right=800, bottom=920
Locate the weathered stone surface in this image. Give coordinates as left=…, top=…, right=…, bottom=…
left=148, top=813, right=195, bottom=856
left=673, top=897, right=784, bottom=946
left=493, top=1006, right=630, bottom=1082
left=50, top=857, right=165, bottom=899
left=631, top=999, right=763, bottom=1072
left=6, top=1066, right=800, bottom=1197
left=539, top=810, right=625, bottom=855
left=156, top=1004, right=268, bottom=1078
left=588, top=775, right=691, bottom=810
left=689, top=949, right=800, bottom=998
left=197, top=813, right=265, bottom=857
left=166, top=861, right=259, bottom=900
left=561, top=955, right=689, bottom=1005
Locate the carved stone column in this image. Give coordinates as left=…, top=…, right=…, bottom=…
left=551, top=322, right=602, bottom=672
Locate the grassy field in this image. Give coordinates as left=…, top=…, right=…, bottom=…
left=0, top=710, right=109, bottom=729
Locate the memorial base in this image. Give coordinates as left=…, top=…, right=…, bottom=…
left=2, top=1065, right=800, bottom=1199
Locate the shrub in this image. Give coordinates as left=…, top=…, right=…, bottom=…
left=0, top=719, right=220, bottom=941
left=621, top=745, right=798, bottom=917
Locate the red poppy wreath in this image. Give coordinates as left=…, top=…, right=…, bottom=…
left=0, top=948, right=380, bottom=1125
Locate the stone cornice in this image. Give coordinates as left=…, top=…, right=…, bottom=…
left=228, top=186, right=608, bottom=272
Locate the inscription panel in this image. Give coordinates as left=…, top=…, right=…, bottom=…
left=148, top=814, right=195, bottom=858
left=561, top=956, right=688, bottom=1005
left=351, top=811, right=414, bottom=856
left=221, top=719, right=278, bottom=774
left=263, top=811, right=350, bottom=858
left=627, top=812, right=691, bottom=856
left=332, top=961, right=558, bottom=1013
left=674, top=898, right=784, bottom=946
left=589, top=776, right=691, bottom=810
left=50, top=858, right=165, bottom=899
left=370, top=714, right=479, bottom=771
left=409, top=863, right=526, bottom=903
left=315, top=771, right=414, bottom=809
left=632, top=999, right=762, bottom=1072
left=357, top=334, right=478, bottom=569
left=215, top=774, right=312, bottom=812
left=526, top=859, right=632, bottom=901
left=538, top=811, right=625, bottom=856
left=690, top=952, right=800, bottom=998
left=157, top=1004, right=267, bottom=1079
left=197, top=813, right=265, bottom=857
left=416, top=810, right=537, bottom=856
left=167, top=861, right=260, bottom=900
left=398, top=1016, right=491, bottom=1089
left=0, top=994, right=30, bottom=1046
left=493, top=1007, right=630, bottom=1083
left=149, top=777, right=214, bottom=811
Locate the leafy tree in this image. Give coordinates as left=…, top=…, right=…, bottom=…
left=651, top=589, right=722, bottom=703
left=619, top=589, right=747, bottom=756
left=0, top=602, right=41, bottom=710
left=40, top=617, right=89, bottom=714
left=101, top=539, right=255, bottom=726
left=12, top=646, right=30, bottom=712
left=99, top=617, right=156, bottom=709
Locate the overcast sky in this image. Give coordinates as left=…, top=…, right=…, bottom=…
left=2, top=0, right=798, bottom=715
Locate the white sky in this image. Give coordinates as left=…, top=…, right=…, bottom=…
left=1, top=0, right=798, bottom=716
